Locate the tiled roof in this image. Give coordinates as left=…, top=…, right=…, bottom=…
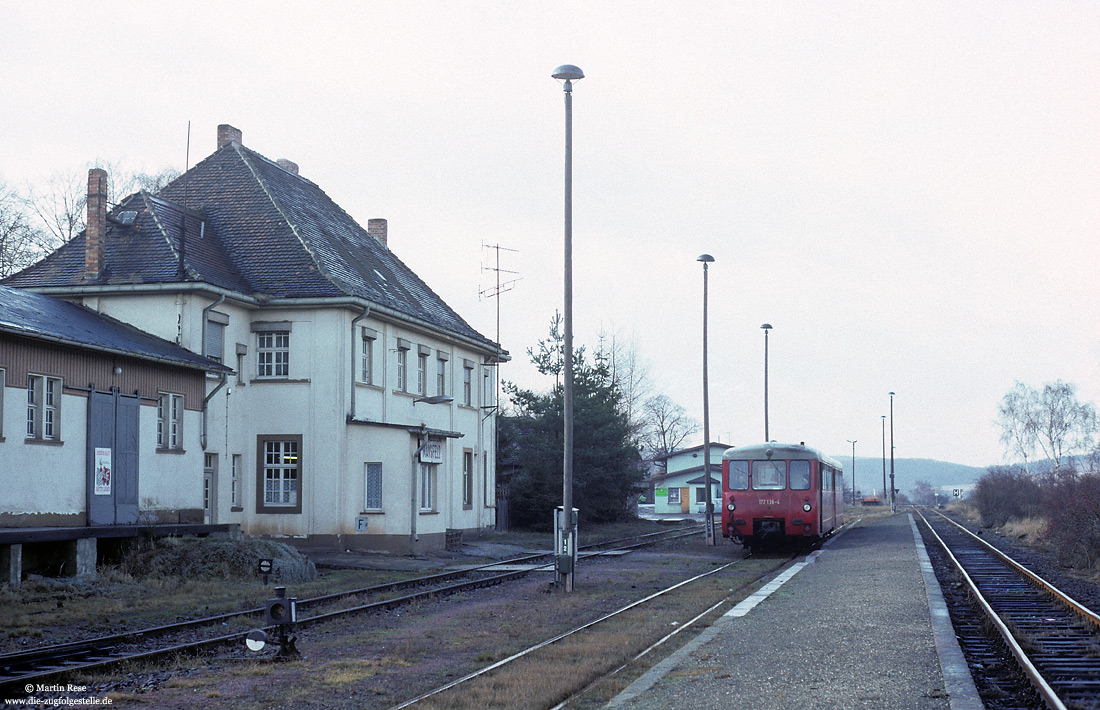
left=0, top=285, right=231, bottom=372
left=4, top=140, right=499, bottom=353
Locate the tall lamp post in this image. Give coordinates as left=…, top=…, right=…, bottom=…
left=846, top=439, right=857, bottom=505
left=889, top=391, right=896, bottom=512
left=881, top=415, right=887, bottom=505
left=761, top=324, right=772, bottom=441
left=553, top=64, right=583, bottom=591
left=698, top=254, right=716, bottom=546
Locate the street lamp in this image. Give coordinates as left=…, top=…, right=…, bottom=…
left=698, top=253, right=716, bottom=546
left=846, top=439, right=857, bottom=506
left=881, top=415, right=887, bottom=505
left=761, top=324, right=772, bottom=441
left=552, top=64, right=583, bottom=591
left=889, top=392, right=896, bottom=512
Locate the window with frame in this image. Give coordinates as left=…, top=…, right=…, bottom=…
left=667, top=487, right=681, bottom=504
left=257, top=436, right=302, bottom=513
left=26, top=375, right=62, bottom=441
left=463, top=451, right=473, bottom=507
left=483, top=367, right=494, bottom=407
left=462, top=363, right=473, bottom=406
left=396, top=342, right=410, bottom=392
left=417, top=350, right=428, bottom=395
left=157, top=392, right=184, bottom=450
left=231, top=454, right=242, bottom=508
left=752, top=460, right=786, bottom=490
left=727, top=460, right=749, bottom=490
left=437, top=357, right=447, bottom=397
left=205, top=313, right=228, bottom=363
left=361, top=329, right=377, bottom=384
left=790, top=460, right=811, bottom=490
left=256, top=330, right=290, bottom=378
left=365, top=462, right=383, bottom=511
left=419, top=463, right=435, bottom=511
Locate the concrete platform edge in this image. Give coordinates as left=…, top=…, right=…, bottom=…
left=908, top=514, right=983, bottom=710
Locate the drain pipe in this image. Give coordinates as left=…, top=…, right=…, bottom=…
left=350, top=305, right=371, bottom=418
left=200, top=294, right=227, bottom=451
left=201, top=372, right=228, bottom=450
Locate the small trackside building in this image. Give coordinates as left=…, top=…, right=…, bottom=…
left=3, top=124, right=507, bottom=554
left=0, top=285, right=232, bottom=529
left=648, top=442, right=730, bottom=515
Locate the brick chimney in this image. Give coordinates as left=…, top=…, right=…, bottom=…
left=367, top=218, right=388, bottom=247
left=217, top=124, right=242, bottom=149
left=84, top=168, right=107, bottom=280
left=276, top=158, right=299, bottom=175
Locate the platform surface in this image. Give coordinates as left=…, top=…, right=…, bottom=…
left=607, top=512, right=982, bottom=710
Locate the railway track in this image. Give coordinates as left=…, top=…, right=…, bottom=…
left=917, top=509, right=1100, bottom=710
left=0, top=525, right=700, bottom=694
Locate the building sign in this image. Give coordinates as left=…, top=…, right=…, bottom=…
left=419, top=440, right=444, bottom=464
left=356, top=517, right=369, bottom=532
left=94, top=447, right=112, bottom=496
left=655, top=488, right=668, bottom=497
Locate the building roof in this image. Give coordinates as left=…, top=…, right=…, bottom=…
left=0, top=285, right=231, bottom=373
left=3, top=131, right=502, bottom=356
left=650, top=441, right=731, bottom=462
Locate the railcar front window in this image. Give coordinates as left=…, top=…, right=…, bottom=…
left=790, top=460, right=811, bottom=490
left=752, top=460, right=786, bottom=490
left=727, top=461, right=749, bottom=490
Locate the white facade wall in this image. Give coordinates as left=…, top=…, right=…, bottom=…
left=138, top=405, right=205, bottom=516
left=0, top=387, right=87, bottom=516
left=0, top=378, right=206, bottom=524
left=84, top=291, right=498, bottom=551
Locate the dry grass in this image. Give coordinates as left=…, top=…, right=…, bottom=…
left=999, top=516, right=1044, bottom=541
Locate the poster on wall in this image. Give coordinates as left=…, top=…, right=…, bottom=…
left=94, top=447, right=112, bottom=496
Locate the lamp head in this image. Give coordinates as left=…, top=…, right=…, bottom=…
left=414, top=395, right=454, bottom=406
left=552, top=64, right=585, bottom=81
left=696, top=254, right=715, bottom=263
left=761, top=323, right=772, bottom=330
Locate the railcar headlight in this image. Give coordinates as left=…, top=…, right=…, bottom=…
left=727, top=503, right=735, bottom=512
left=803, top=503, right=812, bottom=512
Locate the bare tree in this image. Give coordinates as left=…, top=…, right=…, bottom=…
left=640, top=394, right=699, bottom=457
left=597, top=323, right=653, bottom=444
left=997, top=380, right=1098, bottom=474
left=24, top=168, right=87, bottom=248
left=0, top=179, right=46, bottom=278
left=1035, top=381, right=1097, bottom=470
left=997, top=382, right=1036, bottom=475
left=23, top=163, right=181, bottom=249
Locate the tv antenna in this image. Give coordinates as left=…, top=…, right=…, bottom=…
left=479, top=243, right=519, bottom=415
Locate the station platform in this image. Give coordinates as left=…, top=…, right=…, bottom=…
left=607, top=512, right=983, bottom=710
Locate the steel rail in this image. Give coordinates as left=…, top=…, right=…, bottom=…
left=916, top=509, right=1067, bottom=710
left=0, top=526, right=698, bottom=692
left=388, top=560, right=743, bottom=710
left=929, top=509, right=1100, bottom=630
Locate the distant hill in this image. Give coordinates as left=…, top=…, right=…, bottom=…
left=833, top=456, right=986, bottom=498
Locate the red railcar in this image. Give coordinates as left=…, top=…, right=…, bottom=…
left=721, top=443, right=844, bottom=549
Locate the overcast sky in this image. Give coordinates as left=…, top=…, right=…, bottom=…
left=3, top=2, right=1098, bottom=468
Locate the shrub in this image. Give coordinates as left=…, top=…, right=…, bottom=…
left=1040, top=470, right=1100, bottom=569
left=117, top=538, right=317, bottom=583
left=971, top=466, right=1041, bottom=527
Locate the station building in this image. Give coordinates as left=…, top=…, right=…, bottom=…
left=2, top=124, right=506, bottom=556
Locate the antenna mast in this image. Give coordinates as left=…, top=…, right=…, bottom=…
left=479, top=242, right=519, bottom=411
